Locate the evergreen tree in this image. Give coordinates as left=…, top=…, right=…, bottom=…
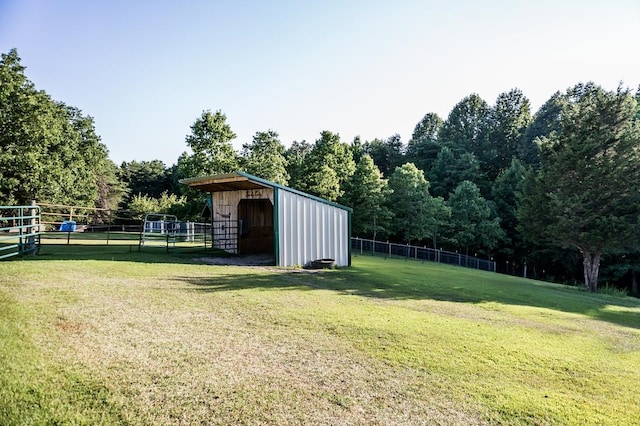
left=447, top=180, right=504, bottom=256
left=518, top=83, right=640, bottom=292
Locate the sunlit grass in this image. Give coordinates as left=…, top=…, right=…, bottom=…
left=1, top=247, right=639, bottom=424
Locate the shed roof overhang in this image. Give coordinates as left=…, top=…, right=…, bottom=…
left=179, top=173, right=272, bottom=193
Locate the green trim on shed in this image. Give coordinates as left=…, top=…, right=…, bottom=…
left=273, top=186, right=280, bottom=266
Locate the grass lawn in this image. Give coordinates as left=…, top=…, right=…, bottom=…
left=1, top=244, right=639, bottom=425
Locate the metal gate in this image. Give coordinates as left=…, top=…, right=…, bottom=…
left=0, top=204, right=41, bottom=260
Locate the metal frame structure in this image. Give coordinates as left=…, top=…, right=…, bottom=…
left=0, top=204, right=41, bottom=260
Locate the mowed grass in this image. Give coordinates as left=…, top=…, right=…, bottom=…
left=1, top=245, right=639, bottom=425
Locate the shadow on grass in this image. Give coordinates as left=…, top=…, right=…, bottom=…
left=19, top=245, right=640, bottom=330
left=178, top=255, right=640, bottom=330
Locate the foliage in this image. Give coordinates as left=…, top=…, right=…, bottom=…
left=486, top=88, right=532, bottom=179
left=339, top=155, right=391, bottom=239
left=0, top=49, right=115, bottom=207
left=363, top=134, right=405, bottom=177
left=297, top=131, right=355, bottom=201
left=491, top=158, right=526, bottom=259
left=128, top=191, right=187, bottom=219
left=518, top=83, right=640, bottom=292
left=439, top=93, right=491, bottom=158
left=119, top=160, right=172, bottom=204
left=405, top=112, right=443, bottom=174
left=428, top=146, right=482, bottom=199
left=285, top=140, right=313, bottom=191
left=387, top=163, right=448, bottom=245
left=446, top=180, right=504, bottom=255
left=172, top=110, right=239, bottom=217
left=174, top=110, right=239, bottom=188
left=240, top=130, right=289, bottom=185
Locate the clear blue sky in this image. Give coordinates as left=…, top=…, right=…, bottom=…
left=1, top=0, right=639, bottom=166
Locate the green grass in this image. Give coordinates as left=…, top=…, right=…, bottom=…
left=1, top=245, right=639, bottom=425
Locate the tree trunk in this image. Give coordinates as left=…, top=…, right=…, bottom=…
left=582, top=251, right=601, bottom=292
left=631, top=269, right=638, bottom=297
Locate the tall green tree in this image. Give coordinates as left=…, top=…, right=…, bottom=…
left=363, top=134, right=405, bottom=177
left=487, top=89, right=533, bottom=179
left=285, top=140, right=312, bottom=191
left=387, top=163, right=447, bottom=245
left=119, top=160, right=171, bottom=204
left=428, top=146, right=482, bottom=199
left=447, top=180, right=504, bottom=256
left=174, top=110, right=239, bottom=186
left=491, top=158, right=526, bottom=259
left=339, top=154, right=391, bottom=240
left=518, top=83, right=640, bottom=292
left=0, top=49, right=115, bottom=207
left=522, top=92, right=565, bottom=167
left=240, top=130, right=289, bottom=185
left=173, top=110, right=239, bottom=217
left=405, top=112, right=443, bottom=174
left=439, top=94, right=491, bottom=158
left=299, top=131, right=355, bottom=201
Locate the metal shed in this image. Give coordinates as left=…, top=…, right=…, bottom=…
left=179, top=172, right=352, bottom=267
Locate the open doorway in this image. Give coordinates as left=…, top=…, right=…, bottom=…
left=237, top=199, right=274, bottom=255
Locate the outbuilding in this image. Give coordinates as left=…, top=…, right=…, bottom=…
left=179, top=172, right=352, bottom=267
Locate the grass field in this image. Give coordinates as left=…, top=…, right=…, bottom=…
left=1, top=244, right=639, bottom=425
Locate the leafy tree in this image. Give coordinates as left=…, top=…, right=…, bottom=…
left=363, top=134, right=405, bottom=177
left=0, top=49, right=114, bottom=207
left=299, top=131, right=355, bottom=201
left=305, top=164, right=341, bottom=202
left=405, top=112, right=443, bottom=174
left=446, top=180, right=504, bottom=256
left=486, top=89, right=532, bottom=179
left=285, top=140, right=312, bottom=191
left=387, top=163, right=447, bottom=245
left=439, top=94, right=491, bottom=158
left=428, top=146, right=482, bottom=199
left=173, top=110, right=239, bottom=218
left=128, top=191, right=186, bottom=220
left=339, top=154, right=391, bottom=240
left=174, top=110, right=239, bottom=186
left=240, top=130, right=289, bottom=185
left=491, top=158, right=526, bottom=260
left=518, top=83, right=640, bottom=292
left=522, top=91, right=565, bottom=167
left=119, top=160, right=171, bottom=203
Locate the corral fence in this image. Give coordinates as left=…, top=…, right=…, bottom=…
left=351, top=237, right=496, bottom=272
left=0, top=203, right=41, bottom=259
left=35, top=203, right=215, bottom=251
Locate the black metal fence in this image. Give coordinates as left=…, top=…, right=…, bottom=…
left=351, top=237, right=496, bottom=272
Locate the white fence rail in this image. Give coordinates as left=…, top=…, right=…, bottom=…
left=351, top=237, right=496, bottom=272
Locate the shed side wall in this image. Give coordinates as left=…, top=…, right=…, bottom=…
left=277, top=190, right=349, bottom=267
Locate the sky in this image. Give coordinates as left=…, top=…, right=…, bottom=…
left=1, top=0, right=639, bottom=166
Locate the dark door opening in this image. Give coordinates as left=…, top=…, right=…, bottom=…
left=238, top=199, right=274, bottom=255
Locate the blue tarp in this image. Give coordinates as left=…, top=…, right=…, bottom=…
left=60, top=220, right=76, bottom=232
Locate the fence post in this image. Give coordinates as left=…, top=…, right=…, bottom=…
left=27, top=200, right=37, bottom=254
left=524, top=262, right=527, bottom=279
left=387, top=240, right=391, bottom=258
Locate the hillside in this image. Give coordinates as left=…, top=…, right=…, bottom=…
left=1, top=247, right=639, bottom=425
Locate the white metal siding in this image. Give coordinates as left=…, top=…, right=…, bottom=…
left=278, top=190, right=349, bottom=267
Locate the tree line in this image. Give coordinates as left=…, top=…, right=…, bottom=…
left=2, top=48, right=639, bottom=295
